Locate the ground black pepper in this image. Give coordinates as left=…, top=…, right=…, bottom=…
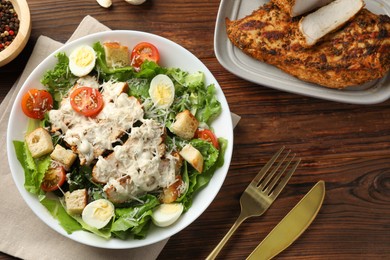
left=0, top=0, right=19, bottom=51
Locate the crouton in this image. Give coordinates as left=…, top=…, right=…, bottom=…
left=171, top=110, right=199, bottom=140
left=65, top=189, right=87, bottom=215
left=25, top=128, right=54, bottom=158
left=160, top=175, right=184, bottom=204
left=50, top=144, right=77, bottom=170
left=179, top=144, right=203, bottom=173
left=103, top=42, right=131, bottom=68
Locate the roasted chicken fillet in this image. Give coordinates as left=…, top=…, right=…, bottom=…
left=226, top=2, right=390, bottom=89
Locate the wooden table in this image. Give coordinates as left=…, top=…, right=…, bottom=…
left=1, top=0, right=389, bottom=259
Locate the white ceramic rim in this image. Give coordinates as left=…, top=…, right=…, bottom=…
left=6, top=30, right=234, bottom=249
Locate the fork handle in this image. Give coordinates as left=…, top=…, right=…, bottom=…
left=206, top=213, right=247, bottom=260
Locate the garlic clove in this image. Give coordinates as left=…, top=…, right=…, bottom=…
left=96, top=0, right=112, bottom=8
left=124, top=0, right=147, bottom=5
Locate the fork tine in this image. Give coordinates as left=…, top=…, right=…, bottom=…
left=259, top=149, right=291, bottom=190
left=270, top=158, right=301, bottom=198
left=250, top=146, right=285, bottom=186
left=263, top=152, right=295, bottom=193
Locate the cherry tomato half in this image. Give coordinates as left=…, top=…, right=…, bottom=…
left=130, top=42, right=160, bottom=70
left=41, top=166, right=66, bottom=192
left=195, top=129, right=219, bottom=149
left=70, top=87, right=104, bottom=117
left=21, top=89, right=53, bottom=120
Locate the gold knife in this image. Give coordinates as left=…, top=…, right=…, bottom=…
left=247, top=180, right=325, bottom=260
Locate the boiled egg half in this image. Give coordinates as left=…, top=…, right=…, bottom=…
left=149, top=74, right=175, bottom=109
left=69, top=45, right=96, bottom=77
left=82, top=199, right=115, bottom=229
left=152, top=203, right=184, bottom=227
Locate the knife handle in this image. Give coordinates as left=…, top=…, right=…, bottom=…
left=206, top=213, right=247, bottom=260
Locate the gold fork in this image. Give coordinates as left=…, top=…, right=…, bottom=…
left=206, top=146, right=301, bottom=260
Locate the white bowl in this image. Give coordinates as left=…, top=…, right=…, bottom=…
left=6, top=30, right=233, bottom=249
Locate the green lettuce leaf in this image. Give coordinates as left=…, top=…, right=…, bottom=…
left=71, top=215, right=112, bottom=239
left=196, top=84, right=222, bottom=124
left=179, top=138, right=227, bottom=210
left=190, top=139, right=219, bottom=173
left=40, top=52, right=77, bottom=107
left=41, top=197, right=82, bottom=234
left=111, top=194, right=160, bottom=239
left=93, top=42, right=135, bottom=81
left=167, top=69, right=222, bottom=125
left=127, top=61, right=167, bottom=100
left=13, top=140, right=50, bottom=197
left=135, top=60, right=166, bottom=79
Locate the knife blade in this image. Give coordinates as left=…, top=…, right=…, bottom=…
left=247, top=180, right=325, bottom=260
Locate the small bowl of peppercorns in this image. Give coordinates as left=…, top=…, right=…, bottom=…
left=0, top=0, right=31, bottom=67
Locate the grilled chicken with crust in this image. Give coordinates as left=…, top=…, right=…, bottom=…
left=226, top=2, right=390, bottom=89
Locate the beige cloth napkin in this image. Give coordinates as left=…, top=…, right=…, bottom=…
left=0, top=15, right=240, bottom=260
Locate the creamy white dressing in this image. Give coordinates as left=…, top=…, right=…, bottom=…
left=49, top=80, right=178, bottom=203
left=99, top=119, right=177, bottom=201
left=49, top=82, right=144, bottom=165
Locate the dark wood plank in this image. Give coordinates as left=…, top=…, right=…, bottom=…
left=1, top=0, right=389, bottom=259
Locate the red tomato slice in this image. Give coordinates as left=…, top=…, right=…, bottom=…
left=195, top=129, right=219, bottom=149
left=130, top=42, right=160, bottom=70
left=70, top=87, right=104, bottom=117
left=21, top=89, right=53, bottom=120
left=41, top=166, right=66, bottom=192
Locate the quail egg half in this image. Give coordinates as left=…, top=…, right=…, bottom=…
left=69, top=45, right=97, bottom=77
left=82, top=199, right=115, bottom=229
left=149, top=74, right=175, bottom=109
left=152, top=203, right=184, bottom=227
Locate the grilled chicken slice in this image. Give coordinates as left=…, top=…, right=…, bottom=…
left=104, top=175, right=140, bottom=204
left=92, top=119, right=166, bottom=184
left=299, top=0, right=365, bottom=47
left=226, top=2, right=390, bottom=89
left=272, top=0, right=333, bottom=17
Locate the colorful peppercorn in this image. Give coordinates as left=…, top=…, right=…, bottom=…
left=0, top=0, right=19, bottom=52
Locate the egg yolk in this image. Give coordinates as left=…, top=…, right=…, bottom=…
left=159, top=203, right=182, bottom=214
left=74, top=47, right=94, bottom=67
left=154, top=85, right=172, bottom=106
left=92, top=200, right=113, bottom=221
